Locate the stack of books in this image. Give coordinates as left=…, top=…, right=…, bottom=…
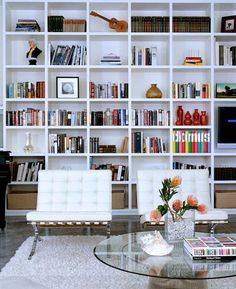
left=184, top=236, right=236, bottom=260
left=8, top=81, right=45, bottom=99
left=15, top=19, right=41, bottom=32
left=100, top=53, right=121, bottom=65
left=183, top=56, right=203, bottom=66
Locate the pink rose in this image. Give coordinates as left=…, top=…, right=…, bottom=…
left=172, top=199, right=183, bottom=212
left=197, top=204, right=208, bottom=214
left=150, top=210, right=162, bottom=222
left=187, top=195, right=198, bottom=207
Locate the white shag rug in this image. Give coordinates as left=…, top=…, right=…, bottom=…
left=1, top=235, right=236, bottom=289
left=0, top=236, right=148, bottom=289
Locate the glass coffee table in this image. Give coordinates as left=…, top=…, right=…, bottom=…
left=94, top=231, right=236, bottom=282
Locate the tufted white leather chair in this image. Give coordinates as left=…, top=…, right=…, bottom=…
left=137, top=169, right=228, bottom=229
left=26, top=170, right=112, bottom=259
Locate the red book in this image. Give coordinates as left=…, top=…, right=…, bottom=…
left=113, top=109, right=118, bottom=126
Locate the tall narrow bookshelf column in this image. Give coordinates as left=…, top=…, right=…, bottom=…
left=3, top=0, right=236, bottom=216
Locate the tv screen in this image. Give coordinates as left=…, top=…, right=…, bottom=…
left=218, top=107, right=236, bottom=148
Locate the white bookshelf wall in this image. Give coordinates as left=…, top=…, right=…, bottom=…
left=2, top=0, right=236, bottom=216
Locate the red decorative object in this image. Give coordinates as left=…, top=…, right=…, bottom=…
left=193, top=109, right=200, bottom=125
left=184, top=111, right=192, bottom=125
left=200, top=111, right=208, bottom=125
left=175, top=106, right=183, bottom=125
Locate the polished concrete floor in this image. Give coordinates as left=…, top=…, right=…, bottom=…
left=1, top=215, right=236, bottom=271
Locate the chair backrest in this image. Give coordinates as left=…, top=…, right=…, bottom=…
left=37, top=170, right=112, bottom=212
left=137, top=169, right=210, bottom=215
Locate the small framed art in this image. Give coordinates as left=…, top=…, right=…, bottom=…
left=221, top=15, right=236, bottom=33
left=56, top=77, right=79, bottom=98
left=216, top=83, right=236, bottom=98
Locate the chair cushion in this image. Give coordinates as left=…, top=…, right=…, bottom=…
left=140, top=210, right=228, bottom=225
left=27, top=211, right=112, bottom=222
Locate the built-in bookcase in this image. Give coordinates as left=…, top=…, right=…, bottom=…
left=2, top=0, right=236, bottom=216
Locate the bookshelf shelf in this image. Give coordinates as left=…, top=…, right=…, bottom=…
left=9, top=181, right=38, bottom=185
left=3, top=0, right=236, bottom=216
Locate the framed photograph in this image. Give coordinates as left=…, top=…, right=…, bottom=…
left=216, top=83, right=236, bottom=98
left=56, top=77, right=79, bottom=99
left=221, top=15, right=236, bottom=33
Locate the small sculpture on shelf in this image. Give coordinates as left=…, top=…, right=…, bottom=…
left=184, top=111, right=192, bottom=125
left=175, top=105, right=183, bottom=125
left=26, top=38, right=42, bottom=65
left=193, top=109, right=200, bottom=125
left=200, top=111, right=208, bottom=125
left=146, top=84, right=162, bottom=98
left=24, top=132, right=34, bottom=153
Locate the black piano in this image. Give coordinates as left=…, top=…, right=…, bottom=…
left=0, top=151, right=11, bottom=230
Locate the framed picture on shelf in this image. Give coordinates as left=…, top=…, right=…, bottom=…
left=221, top=15, right=236, bottom=33
left=56, top=77, right=79, bottom=99
left=216, top=83, right=236, bottom=98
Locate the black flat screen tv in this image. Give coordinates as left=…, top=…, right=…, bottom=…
left=218, top=107, right=236, bottom=149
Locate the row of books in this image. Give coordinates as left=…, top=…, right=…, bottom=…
left=131, top=46, right=157, bottom=66
left=131, top=16, right=210, bottom=33
left=6, top=109, right=45, bottom=126
left=89, top=82, right=128, bottom=99
left=172, top=82, right=210, bottom=99
left=49, top=44, right=87, bottom=65
left=15, top=19, right=40, bottom=32
left=132, top=132, right=167, bottom=153
left=173, top=161, right=209, bottom=171
left=131, top=109, right=170, bottom=126
left=215, top=43, right=236, bottom=66
left=173, top=17, right=211, bottom=33
left=172, top=130, right=211, bottom=153
left=90, top=163, right=128, bottom=182
left=131, top=16, right=169, bottom=33
left=90, top=138, right=116, bottom=153
left=10, top=161, right=44, bottom=182
left=214, top=167, right=236, bottom=181
left=8, top=82, right=45, bottom=99
left=90, top=110, right=129, bottom=126
left=48, top=134, right=85, bottom=154
left=184, top=236, right=236, bottom=260
left=48, top=16, right=86, bottom=32
left=48, top=110, right=87, bottom=126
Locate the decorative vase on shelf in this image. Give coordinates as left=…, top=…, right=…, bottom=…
left=146, top=84, right=162, bottom=98
left=165, top=210, right=195, bottom=242
left=193, top=109, right=200, bottom=125
left=24, top=132, right=34, bottom=153
left=175, top=106, right=183, bottom=125
left=200, top=111, right=208, bottom=125
left=183, top=111, right=192, bottom=125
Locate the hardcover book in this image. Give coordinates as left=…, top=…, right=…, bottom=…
left=184, top=236, right=236, bottom=259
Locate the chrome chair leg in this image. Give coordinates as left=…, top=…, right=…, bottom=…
left=107, top=222, right=111, bottom=238
left=209, top=223, right=217, bottom=235
left=28, top=224, right=40, bottom=260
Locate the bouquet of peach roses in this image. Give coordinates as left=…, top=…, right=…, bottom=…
left=150, top=176, right=208, bottom=223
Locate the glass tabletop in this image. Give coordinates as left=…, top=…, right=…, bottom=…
left=94, top=231, right=236, bottom=280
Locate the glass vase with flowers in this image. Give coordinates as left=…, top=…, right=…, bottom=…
left=150, top=176, right=208, bottom=241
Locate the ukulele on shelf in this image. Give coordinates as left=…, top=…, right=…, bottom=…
left=90, top=11, right=128, bottom=32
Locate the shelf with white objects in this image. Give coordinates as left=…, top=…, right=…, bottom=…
left=3, top=0, right=236, bottom=216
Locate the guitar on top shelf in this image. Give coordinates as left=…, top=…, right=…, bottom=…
left=90, top=11, right=128, bottom=32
